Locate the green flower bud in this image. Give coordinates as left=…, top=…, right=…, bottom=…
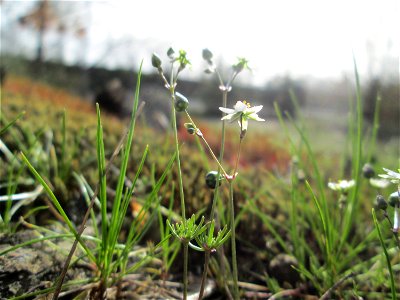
left=177, top=50, right=190, bottom=71
left=389, top=191, right=400, bottom=207
left=151, top=53, right=162, bottom=69
left=202, top=48, right=213, bottom=62
left=233, top=57, right=249, bottom=73
left=174, top=92, right=189, bottom=112
left=167, top=47, right=175, bottom=58
left=376, top=195, right=387, bottom=210
left=362, top=163, right=375, bottom=179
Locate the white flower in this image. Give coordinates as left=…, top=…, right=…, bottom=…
left=378, top=168, right=400, bottom=184
left=219, top=100, right=265, bottom=131
left=369, top=178, right=391, bottom=189
left=328, top=179, right=355, bottom=193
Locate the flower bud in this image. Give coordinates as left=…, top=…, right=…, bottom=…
left=151, top=53, right=162, bottom=69
left=376, top=195, right=388, bottom=210
left=388, top=191, right=400, bottom=207
left=202, top=48, right=213, bottom=62
left=167, top=47, right=175, bottom=59
left=205, top=171, right=221, bottom=189
left=174, top=92, right=189, bottom=112
left=362, top=163, right=375, bottom=179
left=177, top=50, right=190, bottom=71
left=232, top=57, right=248, bottom=73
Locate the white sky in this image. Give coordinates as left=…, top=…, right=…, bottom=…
left=2, top=0, right=399, bottom=85
left=87, top=0, right=399, bottom=84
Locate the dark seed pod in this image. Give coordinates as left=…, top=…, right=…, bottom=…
left=388, top=192, right=400, bottom=207
left=174, top=92, right=189, bottom=112
left=362, top=163, right=375, bottom=179
left=376, top=195, right=388, bottom=210
left=206, top=171, right=220, bottom=189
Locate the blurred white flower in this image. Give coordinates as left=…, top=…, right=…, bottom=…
left=328, top=179, right=355, bottom=193
left=369, top=178, right=391, bottom=189
left=378, top=168, right=400, bottom=184
left=219, top=100, right=264, bottom=132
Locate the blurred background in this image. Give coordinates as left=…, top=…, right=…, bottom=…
left=1, top=0, right=399, bottom=138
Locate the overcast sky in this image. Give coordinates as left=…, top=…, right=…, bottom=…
left=2, top=0, right=398, bottom=85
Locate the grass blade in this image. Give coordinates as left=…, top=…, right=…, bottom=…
left=371, top=208, right=397, bottom=300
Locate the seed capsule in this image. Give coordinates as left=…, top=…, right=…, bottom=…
left=167, top=47, right=175, bottom=58
left=174, top=92, right=189, bottom=112
left=206, top=171, right=220, bottom=189
left=151, top=53, right=162, bottom=69
left=362, top=163, right=375, bottom=179
left=184, top=123, right=196, bottom=135
left=376, top=195, right=388, bottom=210
left=202, top=48, right=213, bottom=62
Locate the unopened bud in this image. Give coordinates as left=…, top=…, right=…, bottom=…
left=202, top=48, right=213, bottom=62
left=233, top=57, right=248, bottom=73
left=376, top=195, right=388, bottom=210
left=167, top=47, right=175, bottom=58
left=151, top=53, right=162, bottom=69
left=362, top=163, right=375, bottom=179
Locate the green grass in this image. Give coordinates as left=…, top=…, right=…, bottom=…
left=0, top=55, right=399, bottom=299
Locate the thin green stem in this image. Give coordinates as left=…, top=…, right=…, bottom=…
left=170, top=87, right=186, bottom=222
left=210, top=90, right=228, bottom=220
left=198, top=250, right=211, bottom=300
left=233, top=137, right=243, bottom=176
left=212, top=89, right=229, bottom=296
left=183, top=241, right=189, bottom=300
left=184, top=110, right=230, bottom=180
left=229, top=182, right=239, bottom=300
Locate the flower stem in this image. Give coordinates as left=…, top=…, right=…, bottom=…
left=183, top=241, right=189, bottom=300
left=184, top=111, right=230, bottom=180
left=233, top=137, right=243, bottom=176
left=170, top=88, right=186, bottom=222
left=229, top=182, right=239, bottom=300
left=211, top=90, right=228, bottom=220
left=198, top=250, right=211, bottom=300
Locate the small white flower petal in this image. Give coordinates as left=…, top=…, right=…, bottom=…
left=233, top=101, right=248, bottom=112
left=248, top=113, right=265, bottom=122
left=241, top=118, right=248, bottom=131
left=328, top=179, right=355, bottom=192
left=248, top=105, right=263, bottom=114
left=369, top=178, right=391, bottom=189
left=379, top=168, right=400, bottom=184
left=328, top=182, right=337, bottom=190
left=221, top=114, right=234, bottom=121
left=221, top=112, right=241, bottom=122
left=219, top=107, right=235, bottom=114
